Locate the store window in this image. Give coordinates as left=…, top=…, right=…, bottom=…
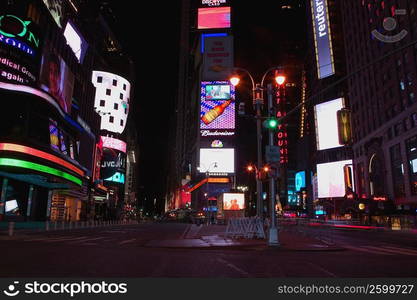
left=390, top=144, right=405, bottom=197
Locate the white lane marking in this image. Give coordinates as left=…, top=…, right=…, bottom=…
left=306, top=262, right=338, bottom=278
left=343, top=245, right=394, bottom=255
left=66, top=237, right=107, bottom=244
left=216, top=258, right=251, bottom=277
left=185, top=225, right=202, bottom=239
left=118, top=238, right=136, bottom=245
left=180, top=224, right=192, bottom=239
left=24, top=236, right=87, bottom=242
left=365, top=246, right=417, bottom=256
left=384, top=246, right=417, bottom=255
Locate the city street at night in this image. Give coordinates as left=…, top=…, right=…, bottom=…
left=2, top=222, right=417, bottom=278
left=2, top=0, right=417, bottom=298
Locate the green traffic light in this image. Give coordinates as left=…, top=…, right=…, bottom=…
left=268, top=119, right=278, bottom=128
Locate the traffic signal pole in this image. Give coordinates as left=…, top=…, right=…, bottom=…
left=267, top=83, right=279, bottom=246
left=254, top=84, right=264, bottom=218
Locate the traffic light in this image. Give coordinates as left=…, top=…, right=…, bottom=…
left=263, top=117, right=279, bottom=130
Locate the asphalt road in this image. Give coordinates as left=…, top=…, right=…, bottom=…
left=1, top=222, right=417, bottom=278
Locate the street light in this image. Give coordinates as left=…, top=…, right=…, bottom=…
left=230, top=66, right=282, bottom=218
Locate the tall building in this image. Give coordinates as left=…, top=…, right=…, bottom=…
left=303, top=0, right=353, bottom=218
left=0, top=0, right=135, bottom=222
left=340, top=0, right=417, bottom=224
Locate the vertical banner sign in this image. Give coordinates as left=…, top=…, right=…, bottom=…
left=310, top=0, right=335, bottom=79
left=202, top=35, right=233, bottom=80
left=276, top=86, right=288, bottom=164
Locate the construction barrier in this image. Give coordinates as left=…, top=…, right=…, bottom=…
left=225, top=217, right=266, bottom=239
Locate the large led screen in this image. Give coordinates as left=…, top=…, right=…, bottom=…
left=317, top=160, right=353, bottom=198
left=199, top=148, right=234, bottom=174
left=295, top=171, right=306, bottom=192
left=223, top=193, right=245, bottom=210
left=43, top=0, right=65, bottom=28
left=39, top=47, right=74, bottom=114
left=92, top=71, right=131, bottom=134
left=310, top=0, right=335, bottom=79
left=314, top=98, right=344, bottom=151
left=198, top=7, right=231, bottom=29
left=200, top=81, right=235, bottom=130
left=101, top=136, right=126, bottom=153
left=63, top=21, right=88, bottom=63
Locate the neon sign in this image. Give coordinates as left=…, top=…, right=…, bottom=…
left=0, top=158, right=82, bottom=185
left=0, top=143, right=84, bottom=176
left=0, top=15, right=39, bottom=56
left=310, top=0, right=335, bottom=79
left=276, top=86, right=288, bottom=164
left=0, top=15, right=39, bottom=47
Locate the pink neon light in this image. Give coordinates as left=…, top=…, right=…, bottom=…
left=0, top=143, right=84, bottom=176
left=100, top=136, right=126, bottom=153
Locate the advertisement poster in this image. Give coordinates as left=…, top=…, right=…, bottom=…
left=39, top=47, right=74, bottom=114
left=202, top=35, right=233, bottom=80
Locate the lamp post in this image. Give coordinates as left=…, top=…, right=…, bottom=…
left=230, top=67, right=282, bottom=218
left=198, top=162, right=218, bottom=224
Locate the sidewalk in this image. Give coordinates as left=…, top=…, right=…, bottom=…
left=144, top=224, right=344, bottom=251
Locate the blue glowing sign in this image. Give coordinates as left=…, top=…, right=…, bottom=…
left=104, top=172, right=125, bottom=184
left=295, top=171, right=306, bottom=192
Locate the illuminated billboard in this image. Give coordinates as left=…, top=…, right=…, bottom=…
left=39, top=47, right=74, bottom=114
left=0, top=14, right=42, bottom=87
left=92, top=71, right=131, bottom=134
left=101, top=136, right=126, bottom=153
left=63, top=21, right=88, bottom=63
left=223, top=193, right=245, bottom=210
left=198, top=7, right=231, bottom=29
left=100, top=147, right=126, bottom=179
left=316, top=160, right=353, bottom=198
left=43, top=0, right=65, bottom=28
left=202, top=35, right=233, bottom=80
left=199, top=148, right=234, bottom=174
left=104, top=172, right=125, bottom=184
left=200, top=81, right=235, bottom=130
left=310, top=0, right=335, bottom=79
left=314, top=98, right=344, bottom=151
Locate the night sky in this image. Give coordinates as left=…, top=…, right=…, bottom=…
left=102, top=1, right=306, bottom=210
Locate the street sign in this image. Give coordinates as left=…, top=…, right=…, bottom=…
left=265, top=145, right=280, bottom=163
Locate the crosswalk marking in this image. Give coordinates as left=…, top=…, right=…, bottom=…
left=343, top=245, right=394, bottom=255
left=344, top=245, right=417, bottom=256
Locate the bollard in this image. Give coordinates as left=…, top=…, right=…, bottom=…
left=54, top=221, right=57, bottom=230
left=46, top=221, right=50, bottom=231
left=69, top=221, right=72, bottom=230
left=8, top=222, right=15, bottom=237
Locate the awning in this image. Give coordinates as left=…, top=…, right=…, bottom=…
left=0, top=171, right=70, bottom=189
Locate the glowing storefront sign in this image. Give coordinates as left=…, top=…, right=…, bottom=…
left=0, top=158, right=82, bottom=185
left=201, top=0, right=227, bottom=6
left=101, top=136, right=127, bottom=153
left=0, top=143, right=84, bottom=176
left=0, top=14, right=40, bottom=56
left=295, top=171, right=306, bottom=192
left=310, top=0, right=335, bottom=79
